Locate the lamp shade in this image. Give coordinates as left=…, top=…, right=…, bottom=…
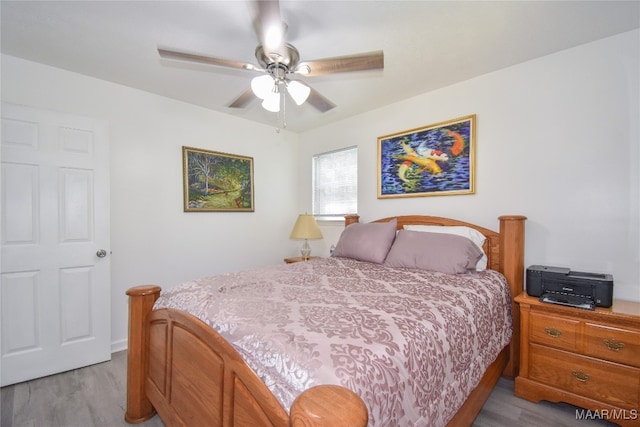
left=261, top=90, right=281, bottom=112
left=289, top=214, right=323, bottom=240
left=251, top=74, right=275, bottom=99
left=287, top=80, right=311, bottom=106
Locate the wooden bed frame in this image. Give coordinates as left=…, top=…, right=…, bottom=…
left=125, top=214, right=526, bottom=427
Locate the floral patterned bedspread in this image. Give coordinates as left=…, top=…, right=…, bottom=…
left=154, top=256, right=513, bottom=427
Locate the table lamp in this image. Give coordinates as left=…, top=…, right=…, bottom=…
left=289, top=214, right=323, bottom=260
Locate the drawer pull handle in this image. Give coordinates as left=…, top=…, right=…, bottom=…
left=572, top=370, right=590, bottom=383
left=544, top=327, right=562, bottom=338
left=603, top=339, right=625, bottom=352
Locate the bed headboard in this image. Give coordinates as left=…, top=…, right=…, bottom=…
left=344, top=213, right=527, bottom=377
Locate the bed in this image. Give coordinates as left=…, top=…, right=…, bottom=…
left=124, top=214, right=526, bottom=426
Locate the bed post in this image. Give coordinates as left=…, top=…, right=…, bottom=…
left=498, top=215, right=526, bottom=379
left=344, top=214, right=360, bottom=226
left=124, top=285, right=161, bottom=423
left=290, top=385, right=368, bottom=427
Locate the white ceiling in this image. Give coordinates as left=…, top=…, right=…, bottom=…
left=1, top=1, right=639, bottom=132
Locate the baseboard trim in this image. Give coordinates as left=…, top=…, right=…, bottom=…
left=111, top=338, right=127, bottom=354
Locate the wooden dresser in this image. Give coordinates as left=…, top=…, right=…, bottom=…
left=514, top=293, right=640, bottom=426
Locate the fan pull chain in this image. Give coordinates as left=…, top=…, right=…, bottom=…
left=282, top=90, right=287, bottom=129
left=276, top=90, right=287, bottom=133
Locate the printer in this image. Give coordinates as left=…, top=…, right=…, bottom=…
left=526, top=265, right=614, bottom=310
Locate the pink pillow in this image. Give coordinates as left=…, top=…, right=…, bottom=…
left=332, top=219, right=398, bottom=264
left=384, top=230, right=483, bottom=274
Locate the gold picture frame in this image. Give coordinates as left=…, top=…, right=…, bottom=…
left=377, top=115, right=476, bottom=198
left=182, top=146, right=254, bottom=212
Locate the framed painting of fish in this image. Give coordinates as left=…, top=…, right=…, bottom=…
left=377, top=115, right=476, bottom=198
left=182, top=146, right=254, bottom=212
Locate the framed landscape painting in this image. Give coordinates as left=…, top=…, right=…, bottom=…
left=377, top=115, right=476, bottom=198
left=182, top=146, right=254, bottom=212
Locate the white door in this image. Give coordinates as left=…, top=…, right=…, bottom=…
left=1, top=103, right=111, bottom=386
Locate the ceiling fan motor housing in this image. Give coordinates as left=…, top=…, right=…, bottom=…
left=255, top=43, right=300, bottom=75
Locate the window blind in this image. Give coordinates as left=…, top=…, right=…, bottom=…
left=312, top=146, right=357, bottom=218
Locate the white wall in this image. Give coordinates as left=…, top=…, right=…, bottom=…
left=300, top=30, right=640, bottom=302
left=1, top=55, right=302, bottom=350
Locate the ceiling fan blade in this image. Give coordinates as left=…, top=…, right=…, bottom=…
left=158, top=47, right=259, bottom=71
left=306, top=88, right=336, bottom=113
left=296, top=50, right=384, bottom=77
left=228, top=87, right=255, bottom=109
left=251, top=0, right=288, bottom=60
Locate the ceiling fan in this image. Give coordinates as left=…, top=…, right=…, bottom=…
left=158, top=0, right=384, bottom=114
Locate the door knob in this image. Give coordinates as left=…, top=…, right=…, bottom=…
left=96, top=249, right=107, bottom=258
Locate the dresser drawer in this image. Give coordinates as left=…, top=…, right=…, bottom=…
left=528, top=343, right=640, bottom=410
left=529, top=311, right=580, bottom=352
left=585, top=323, right=640, bottom=368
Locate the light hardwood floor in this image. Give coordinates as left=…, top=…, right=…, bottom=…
left=1, top=351, right=618, bottom=427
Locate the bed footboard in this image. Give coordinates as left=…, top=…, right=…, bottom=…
left=125, top=286, right=368, bottom=427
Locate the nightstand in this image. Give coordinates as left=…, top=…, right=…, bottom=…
left=284, top=256, right=320, bottom=264
left=514, top=293, right=640, bottom=426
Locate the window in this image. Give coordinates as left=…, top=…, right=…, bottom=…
left=312, top=146, right=357, bottom=219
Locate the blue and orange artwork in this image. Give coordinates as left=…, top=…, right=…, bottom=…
left=378, top=115, right=475, bottom=198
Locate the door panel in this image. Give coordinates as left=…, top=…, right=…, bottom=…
left=1, top=103, right=110, bottom=386
left=2, top=162, right=38, bottom=244
left=1, top=271, right=39, bottom=353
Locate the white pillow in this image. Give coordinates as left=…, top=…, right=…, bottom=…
left=403, top=225, right=488, bottom=271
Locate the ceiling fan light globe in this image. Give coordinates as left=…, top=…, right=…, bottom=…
left=287, top=80, right=311, bottom=106
left=261, top=91, right=281, bottom=112
left=251, top=74, right=275, bottom=99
